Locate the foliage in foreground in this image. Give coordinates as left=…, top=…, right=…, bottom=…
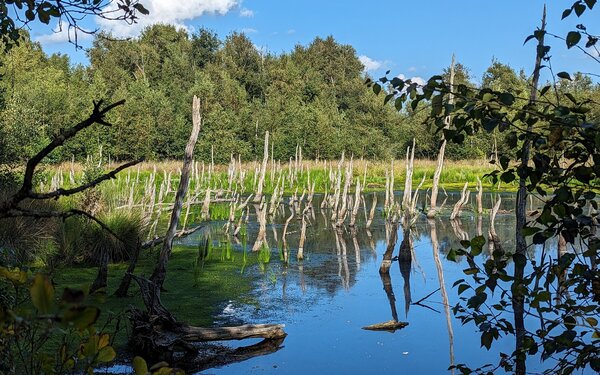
left=372, top=2, right=600, bottom=373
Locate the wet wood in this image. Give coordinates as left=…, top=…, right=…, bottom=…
left=180, top=324, right=286, bottom=342
left=129, top=306, right=286, bottom=363
left=362, top=320, right=408, bottom=332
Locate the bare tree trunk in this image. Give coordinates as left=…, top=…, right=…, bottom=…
left=90, top=247, right=109, bottom=294
left=297, top=206, right=309, bottom=261
left=336, top=158, right=352, bottom=227
left=115, top=240, right=141, bottom=297
left=450, top=182, right=469, bottom=220
left=514, top=9, right=545, bottom=375
left=252, top=198, right=268, bottom=251
left=427, top=54, right=455, bottom=219
left=150, top=96, right=202, bottom=292
left=200, top=187, right=211, bottom=220
left=488, top=196, right=502, bottom=256
left=349, top=178, right=361, bottom=227
left=366, top=193, right=377, bottom=229
left=476, top=176, right=483, bottom=216
left=282, top=205, right=295, bottom=264
left=254, top=131, right=269, bottom=203
left=402, top=140, right=415, bottom=211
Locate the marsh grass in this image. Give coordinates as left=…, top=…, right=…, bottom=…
left=47, top=158, right=504, bottom=206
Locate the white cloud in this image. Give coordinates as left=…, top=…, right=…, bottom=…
left=97, top=0, right=239, bottom=37
left=408, top=66, right=417, bottom=72
left=286, top=29, right=296, bottom=34
left=36, top=23, right=92, bottom=44
left=240, top=27, right=258, bottom=34
left=239, top=8, right=254, bottom=17
left=359, top=55, right=383, bottom=72
left=397, top=74, right=426, bottom=87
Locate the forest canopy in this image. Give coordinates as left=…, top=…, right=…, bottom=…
left=1, top=25, right=599, bottom=164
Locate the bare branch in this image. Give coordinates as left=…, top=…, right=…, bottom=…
left=4, top=100, right=126, bottom=211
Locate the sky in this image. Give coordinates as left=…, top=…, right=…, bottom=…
left=29, top=0, right=599, bottom=84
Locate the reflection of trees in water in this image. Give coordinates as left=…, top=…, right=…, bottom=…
left=182, top=192, right=554, bottom=299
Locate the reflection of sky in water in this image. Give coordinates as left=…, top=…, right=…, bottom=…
left=175, top=192, right=566, bottom=374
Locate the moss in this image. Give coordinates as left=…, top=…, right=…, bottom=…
left=51, top=243, right=258, bottom=346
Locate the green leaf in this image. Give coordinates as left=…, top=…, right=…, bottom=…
left=574, top=2, right=586, bottom=16
left=585, top=0, right=597, bottom=9
left=37, top=10, right=50, bottom=24
left=566, top=31, right=581, bottom=48
left=133, top=357, right=149, bottom=375
left=133, top=3, right=150, bottom=15
left=471, top=235, right=486, bottom=256
left=384, top=93, right=394, bottom=105
left=372, top=83, right=381, bottom=95
left=447, top=248, right=457, bottom=262
left=394, top=97, right=403, bottom=111
left=96, top=346, right=116, bottom=363
left=587, top=317, right=598, bottom=327
left=524, top=34, right=536, bottom=44
left=562, top=8, right=572, bottom=19
left=557, top=71, right=572, bottom=80
left=30, top=274, right=55, bottom=314
left=498, top=93, right=514, bottom=106
left=481, top=331, right=493, bottom=349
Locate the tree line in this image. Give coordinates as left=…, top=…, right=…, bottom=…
left=1, top=25, right=599, bottom=165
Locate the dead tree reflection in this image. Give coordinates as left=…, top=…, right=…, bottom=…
left=429, top=218, right=455, bottom=374
left=398, top=231, right=413, bottom=317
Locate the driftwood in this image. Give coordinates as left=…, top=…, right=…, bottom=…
left=129, top=307, right=286, bottom=362
left=362, top=320, right=408, bottom=332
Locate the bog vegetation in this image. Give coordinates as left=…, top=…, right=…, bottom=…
left=1, top=1, right=600, bottom=374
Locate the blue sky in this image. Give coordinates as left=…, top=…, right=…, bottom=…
left=32, top=0, right=598, bottom=83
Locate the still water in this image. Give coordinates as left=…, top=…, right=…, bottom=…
left=174, top=192, right=553, bottom=374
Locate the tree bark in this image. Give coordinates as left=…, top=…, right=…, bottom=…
left=254, top=131, right=269, bottom=203
left=150, top=96, right=202, bottom=292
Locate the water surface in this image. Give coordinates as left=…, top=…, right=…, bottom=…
left=177, top=192, right=550, bottom=374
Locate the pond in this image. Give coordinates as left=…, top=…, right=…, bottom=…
left=168, top=191, right=566, bottom=374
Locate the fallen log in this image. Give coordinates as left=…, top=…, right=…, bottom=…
left=181, top=324, right=286, bottom=342
left=362, top=320, right=408, bottom=332
left=129, top=308, right=286, bottom=362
